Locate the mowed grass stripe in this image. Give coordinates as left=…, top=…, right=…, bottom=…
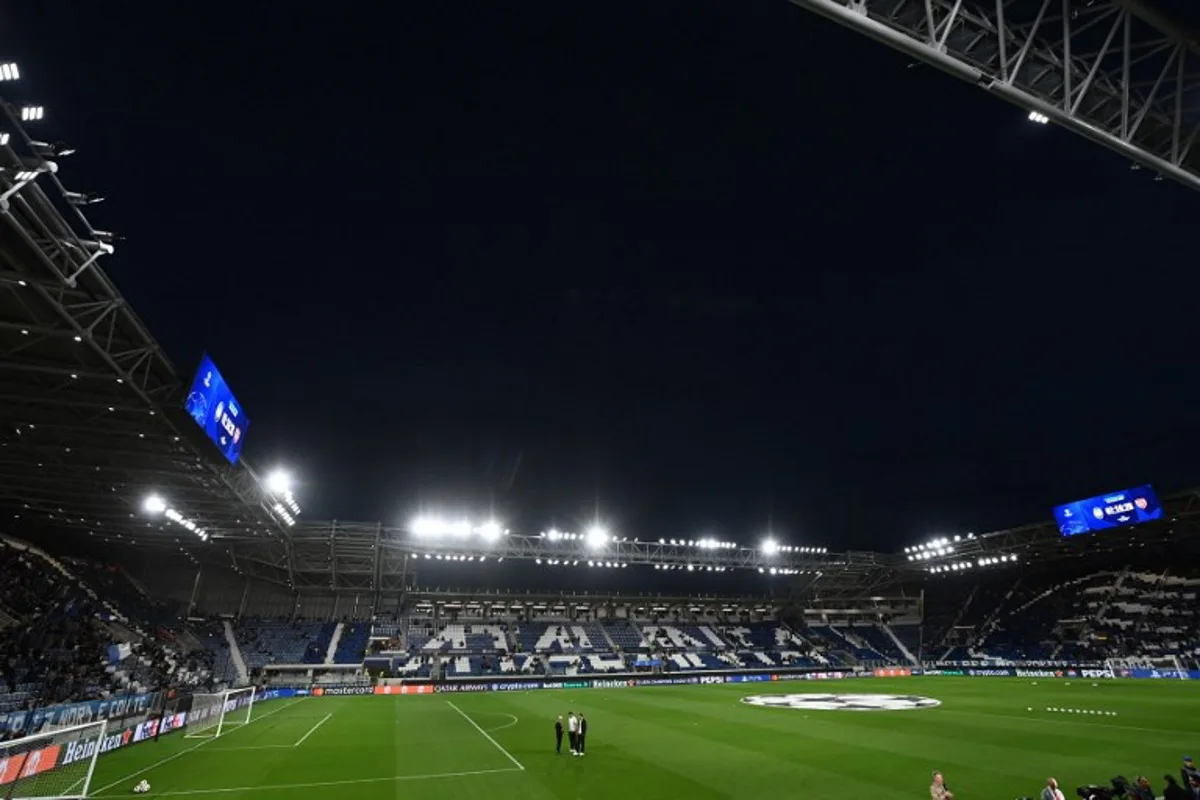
left=84, top=679, right=1200, bottom=800
left=501, top=679, right=1196, bottom=799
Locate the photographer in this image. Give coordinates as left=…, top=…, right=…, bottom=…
left=1041, top=777, right=1066, bottom=800
left=931, top=771, right=953, bottom=800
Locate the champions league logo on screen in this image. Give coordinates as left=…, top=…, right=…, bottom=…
left=184, top=355, right=249, bottom=464
left=1053, top=485, right=1162, bottom=537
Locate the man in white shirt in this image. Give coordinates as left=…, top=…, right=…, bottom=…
left=567, top=712, right=579, bottom=755
left=1042, top=777, right=1066, bottom=800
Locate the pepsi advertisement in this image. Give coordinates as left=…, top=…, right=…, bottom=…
left=184, top=354, right=249, bottom=464
left=1053, top=485, right=1162, bottom=536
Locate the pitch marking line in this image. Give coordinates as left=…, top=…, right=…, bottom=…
left=91, top=699, right=304, bottom=796
left=446, top=700, right=525, bottom=771
left=483, top=713, right=519, bottom=733
left=293, top=711, right=333, bottom=747
left=134, top=767, right=522, bottom=797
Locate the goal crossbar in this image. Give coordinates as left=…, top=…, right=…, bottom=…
left=0, top=718, right=108, bottom=800
left=185, top=687, right=256, bottom=740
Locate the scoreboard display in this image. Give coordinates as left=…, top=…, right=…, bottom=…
left=184, top=354, right=249, bottom=464
left=1053, top=485, right=1163, bottom=537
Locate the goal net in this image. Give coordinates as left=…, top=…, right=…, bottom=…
left=184, top=687, right=256, bottom=739
left=1106, top=655, right=1189, bottom=679
left=0, top=719, right=107, bottom=800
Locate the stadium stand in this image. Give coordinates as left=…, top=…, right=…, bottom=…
left=334, top=622, right=371, bottom=663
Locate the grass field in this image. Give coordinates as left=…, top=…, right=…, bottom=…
left=84, top=677, right=1199, bottom=799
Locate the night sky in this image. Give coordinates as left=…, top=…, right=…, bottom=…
left=6, top=1, right=1198, bottom=552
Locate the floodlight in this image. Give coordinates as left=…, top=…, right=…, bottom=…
left=477, top=521, right=501, bottom=541
left=0, top=63, right=19, bottom=81
left=761, top=538, right=779, bottom=556
left=411, top=516, right=442, bottom=536
left=20, top=106, right=44, bottom=121
left=0, top=133, right=9, bottom=146
left=265, top=469, right=291, bottom=494
left=143, top=494, right=167, bottom=515
left=585, top=525, right=609, bottom=550
left=1028, top=110, right=1049, bottom=124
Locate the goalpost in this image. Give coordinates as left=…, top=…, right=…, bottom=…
left=184, top=687, right=256, bottom=740
left=0, top=719, right=107, bottom=800
left=1106, top=655, right=1190, bottom=679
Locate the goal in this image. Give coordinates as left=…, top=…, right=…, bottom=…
left=184, top=687, right=256, bottom=739
left=1106, top=655, right=1190, bottom=679
left=0, top=719, right=107, bottom=800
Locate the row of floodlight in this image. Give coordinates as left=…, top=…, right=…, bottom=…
left=542, top=527, right=612, bottom=550
left=904, top=533, right=976, bottom=557
left=142, top=495, right=208, bottom=542
left=411, top=516, right=506, bottom=541
left=264, top=470, right=301, bottom=525
left=757, top=567, right=806, bottom=576
left=414, top=553, right=497, bottom=562
left=655, top=564, right=731, bottom=572
left=0, top=62, right=43, bottom=119
left=658, top=538, right=738, bottom=549
left=762, top=538, right=827, bottom=555
left=140, top=467, right=302, bottom=540
left=414, top=522, right=825, bottom=557
left=1, top=63, right=116, bottom=234
left=928, top=553, right=1020, bottom=573
left=533, top=558, right=628, bottom=568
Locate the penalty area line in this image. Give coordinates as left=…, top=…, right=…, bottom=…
left=135, top=767, right=523, bottom=797
left=446, top=700, right=525, bottom=771
left=293, top=711, right=333, bottom=747
left=90, top=699, right=304, bottom=796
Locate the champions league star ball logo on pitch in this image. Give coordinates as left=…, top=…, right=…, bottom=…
left=741, top=693, right=942, bottom=711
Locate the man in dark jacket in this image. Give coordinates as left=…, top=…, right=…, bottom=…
left=577, top=715, right=588, bottom=755
left=1163, top=775, right=1190, bottom=800
left=554, top=715, right=564, bottom=754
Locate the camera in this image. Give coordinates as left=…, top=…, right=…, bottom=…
left=1076, top=777, right=1131, bottom=800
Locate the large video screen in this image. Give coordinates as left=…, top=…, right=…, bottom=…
left=1053, top=485, right=1163, bottom=537
left=184, top=354, right=249, bottom=464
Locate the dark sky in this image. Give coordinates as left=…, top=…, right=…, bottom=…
left=7, top=1, right=1198, bottom=553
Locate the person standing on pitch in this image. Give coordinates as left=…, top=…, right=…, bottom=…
left=577, top=714, right=588, bottom=756
left=567, top=711, right=579, bottom=755
left=554, top=715, right=564, bottom=754
left=931, top=771, right=953, bottom=800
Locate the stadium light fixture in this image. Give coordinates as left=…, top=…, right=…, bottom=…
left=1028, top=110, right=1050, bottom=124
left=142, top=494, right=208, bottom=542
left=0, top=133, right=9, bottom=147
left=265, top=469, right=291, bottom=494
left=20, top=106, right=44, bottom=121
left=761, top=538, right=779, bottom=556
left=585, top=525, right=609, bottom=550
left=0, top=62, right=19, bottom=81
left=477, top=520, right=502, bottom=542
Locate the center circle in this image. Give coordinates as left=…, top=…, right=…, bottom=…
left=741, top=693, right=942, bottom=711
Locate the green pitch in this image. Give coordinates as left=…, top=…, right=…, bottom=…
left=87, top=677, right=1198, bottom=799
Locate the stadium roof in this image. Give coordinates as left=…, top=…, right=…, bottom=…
left=6, top=72, right=1200, bottom=598
left=0, top=101, right=293, bottom=572
left=789, top=0, right=1200, bottom=189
